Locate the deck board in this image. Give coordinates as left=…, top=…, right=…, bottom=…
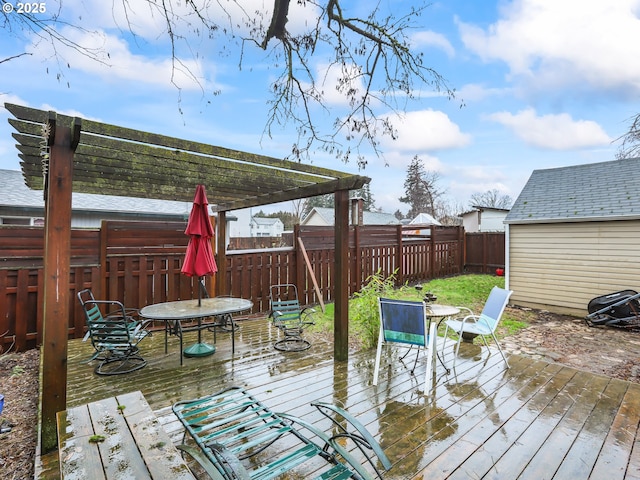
left=39, top=316, right=640, bottom=480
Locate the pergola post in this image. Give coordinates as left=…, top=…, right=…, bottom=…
left=334, top=190, right=350, bottom=361
left=216, top=210, right=227, bottom=296
left=39, top=116, right=79, bottom=453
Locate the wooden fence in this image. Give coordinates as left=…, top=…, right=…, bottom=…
left=0, top=221, right=502, bottom=351
left=464, top=232, right=506, bottom=274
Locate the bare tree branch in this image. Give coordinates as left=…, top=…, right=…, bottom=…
left=2, top=0, right=457, bottom=166
left=616, top=113, right=640, bottom=160
left=0, top=52, right=31, bottom=64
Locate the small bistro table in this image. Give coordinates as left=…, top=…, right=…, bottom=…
left=140, top=297, right=253, bottom=365
left=424, top=304, right=460, bottom=322
left=424, top=304, right=461, bottom=371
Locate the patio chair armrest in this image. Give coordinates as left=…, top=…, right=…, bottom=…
left=460, top=314, right=494, bottom=330
left=455, top=306, right=474, bottom=317
left=176, top=444, right=227, bottom=480
left=312, top=402, right=391, bottom=474
left=460, top=314, right=480, bottom=324
left=300, top=306, right=317, bottom=326
left=276, top=413, right=375, bottom=480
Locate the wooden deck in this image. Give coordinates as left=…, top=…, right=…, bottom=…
left=39, top=316, right=640, bottom=479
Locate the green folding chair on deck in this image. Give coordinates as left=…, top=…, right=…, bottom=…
left=268, top=284, right=317, bottom=352
left=173, top=386, right=391, bottom=480
left=77, top=289, right=150, bottom=375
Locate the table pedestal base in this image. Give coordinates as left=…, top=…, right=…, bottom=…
left=183, top=343, right=216, bottom=357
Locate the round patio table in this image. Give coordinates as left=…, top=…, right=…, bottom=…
left=424, top=304, right=461, bottom=372
left=140, top=297, right=253, bottom=364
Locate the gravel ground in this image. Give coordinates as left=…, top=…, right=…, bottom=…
left=2, top=306, right=640, bottom=479
left=0, top=349, right=39, bottom=480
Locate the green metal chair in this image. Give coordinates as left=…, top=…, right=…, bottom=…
left=268, top=284, right=316, bottom=352
left=173, top=386, right=391, bottom=480
left=77, top=289, right=150, bottom=375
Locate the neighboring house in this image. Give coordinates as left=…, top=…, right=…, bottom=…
left=405, top=212, right=441, bottom=236
left=228, top=208, right=252, bottom=237
left=410, top=212, right=441, bottom=225
left=250, top=216, right=284, bottom=237
left=505, top=157, right=640, bottom=316
left=461, top=206, right=509, bottom=232
left=0, top=169, right=192, bottom=227
left=301, top=206, right=400, bottom=226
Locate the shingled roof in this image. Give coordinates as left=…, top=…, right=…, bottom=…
left=0, top=168, right=190, bottom=218
left=505, top=157, right=640, bottom=224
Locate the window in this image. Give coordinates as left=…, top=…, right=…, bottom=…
left=1, top=217, right=31, bottom=226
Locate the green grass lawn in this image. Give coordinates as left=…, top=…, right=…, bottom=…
left=310, top=273, right=532, bottom=350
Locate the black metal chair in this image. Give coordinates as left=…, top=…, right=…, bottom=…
left=77, top=289, right=150, bottom=375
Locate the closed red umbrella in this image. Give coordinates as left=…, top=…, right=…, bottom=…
left=182, top=184, right=217, bottom=280
left=181, top=184, right=218, bottom=357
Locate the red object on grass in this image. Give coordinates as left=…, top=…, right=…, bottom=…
left=496, top=268, right=504, bottom=276
left=181, top=185, right=217, bottom=278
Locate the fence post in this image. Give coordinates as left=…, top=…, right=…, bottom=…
left=459, top=226, right=465, bottom=273
left=429, top=227, right=436, bottom=279
left=482, top=232, right=488, bottom=274
left=353, top=224, right=361, bottom=294
left=99, top=219, right=108, bottom=298
left=216, top=211, right=227, bottom=296
left=396, top=225, right=404, bottom=286
left=294, top=224, right=305, bottom=299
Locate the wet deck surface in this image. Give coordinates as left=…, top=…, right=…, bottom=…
left=42, top=317, right=640, bottom=479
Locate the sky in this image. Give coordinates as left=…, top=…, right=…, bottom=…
left=1, top=0, right=639, bottom=217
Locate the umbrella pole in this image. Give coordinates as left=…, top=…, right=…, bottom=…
left=183, top=275, right=216, bottom=357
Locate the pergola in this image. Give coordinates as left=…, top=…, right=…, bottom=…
left=5, top=102, right=370, bottom=452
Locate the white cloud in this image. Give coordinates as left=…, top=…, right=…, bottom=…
left=457, top=0, right=640, bottom=95
left=382, top=150, right=445, bottom=171
left=381, top=110, right=472, bottom=151
left=456, top=84, right=510, bottom=102
left=411, top=31, right=455, bottom=57
left=27, top=27, right=213, bottom=91
left=488, top=108, right=612, bottom=149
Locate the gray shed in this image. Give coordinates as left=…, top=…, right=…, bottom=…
left=505, top=157, right=640, bottom=316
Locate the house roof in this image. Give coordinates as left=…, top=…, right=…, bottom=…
left=251, top=217, right=281, bottom=226
left=0, top=168, right=190, bottom=218
left=461, top=206, right=510, bottom=216
left=505, top=157, right=640, bottom=224
left=6, top=103, right=369, bottom=212
left=409, top=212, right=441, bottom=225
left=301, top=207, right=400, bottom=225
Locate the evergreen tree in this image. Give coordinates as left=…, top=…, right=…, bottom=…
left=399, top=155, right=443, bottom=219
left=265, top=211, right=298, bottom=230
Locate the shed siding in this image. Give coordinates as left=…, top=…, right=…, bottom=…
left=479, top=210, right=506, bottom=232
left=508, top=221, right=640, bottom=315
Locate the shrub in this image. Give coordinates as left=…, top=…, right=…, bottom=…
left=350, top=269, right=399, bottom=350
